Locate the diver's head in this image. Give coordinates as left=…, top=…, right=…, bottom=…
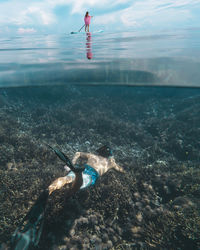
left=96, top=145, right=113, bottom=158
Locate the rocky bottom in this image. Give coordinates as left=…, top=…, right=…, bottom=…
left=0, top=86, right=200, bottom=249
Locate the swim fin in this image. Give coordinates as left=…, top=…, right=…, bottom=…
left=47, top=145, right=85, bottom=173
left=11, top=190, right=49, bottom=250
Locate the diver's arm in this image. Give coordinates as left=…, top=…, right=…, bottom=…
left=110, top=157, right=125, bottom=173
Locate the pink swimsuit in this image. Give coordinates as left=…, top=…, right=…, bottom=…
left=84, top=16, right=91, bottom=25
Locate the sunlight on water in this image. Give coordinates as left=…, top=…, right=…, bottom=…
left=0, top=28, right=200, bottom=87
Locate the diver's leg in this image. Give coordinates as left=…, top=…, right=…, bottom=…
left=71, top=172, right=83, bottom=193
left=48, top=176, right=74, bottom=195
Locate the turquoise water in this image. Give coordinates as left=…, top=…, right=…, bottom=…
left=0, top=28, right=200, bottom=249
left=1, top=28, right=200, bottom=88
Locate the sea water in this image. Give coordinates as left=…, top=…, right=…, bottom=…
left=1, top=28, right=200, bottom=87
left=0, top=29, right=200, bottom=249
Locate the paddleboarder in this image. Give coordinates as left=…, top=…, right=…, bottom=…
left=84, top=11, right=93, bottom=32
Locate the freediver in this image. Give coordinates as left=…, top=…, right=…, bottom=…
left=48, top=145, right=124, bottom=193
left=11, top=145, right=124, bottom=250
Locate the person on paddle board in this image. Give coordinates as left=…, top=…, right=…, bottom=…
left=84, top=11, right=93, bottom=32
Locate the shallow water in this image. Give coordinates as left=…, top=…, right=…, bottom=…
left=0, top=28, right=200, bottom=88
left=0, top=28, right=200, bottom=250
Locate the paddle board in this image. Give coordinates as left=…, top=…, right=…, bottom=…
left=70, top=30, right=103, bottom=35
left=93, top=30, right=104, bottom=33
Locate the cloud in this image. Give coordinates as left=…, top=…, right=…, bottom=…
left=21, top=6, right=55, bottom=25
left=94, top=0, right=200, bottom=29
left=18, top=27, right=36, bottom=34
left=0, top=1, right=55, bottom=26
left=0, top=0, right=200, bottom=35
left=47, top=0, right=131, bottom=14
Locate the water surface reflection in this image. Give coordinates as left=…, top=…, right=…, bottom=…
left=0, top=29, right=200, bottom=87
left=86, top=32, right=93, bottom=60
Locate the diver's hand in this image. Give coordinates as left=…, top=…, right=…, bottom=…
left=110, top=157, right=125, bottom=173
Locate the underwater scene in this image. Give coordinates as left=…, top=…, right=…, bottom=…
left=0, top=29, right=200, bottom=250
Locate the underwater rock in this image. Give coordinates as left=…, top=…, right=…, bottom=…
left=172, top=196, right=195, bottom=210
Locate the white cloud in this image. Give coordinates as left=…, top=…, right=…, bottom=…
left=22, top=6, right=55, bottom=25
left=94, top=0, right=200, bottom=29
left=0, top=1, right=55, bottom=26
left=0, top=0, right=200, bottom=34
left=18, top=27, right=36, bottom=34
left=55, top=0, right=131, bottom=14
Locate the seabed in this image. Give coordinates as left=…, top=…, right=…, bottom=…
left=0, top=86, right=200, bottom=249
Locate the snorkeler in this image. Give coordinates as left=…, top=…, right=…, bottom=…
left=49, top=145, right=124, bottom=193
left=84, top=11, right=93, bottom=32
left=11, top=145, right=123, bottom=250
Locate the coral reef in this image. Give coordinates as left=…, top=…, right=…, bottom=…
left=0, top=86, right=200, bottom=249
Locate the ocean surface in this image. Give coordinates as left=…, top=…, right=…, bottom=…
left=1, top=28, right=200, bottom=88
left=0, top=28, right=200, bottom=249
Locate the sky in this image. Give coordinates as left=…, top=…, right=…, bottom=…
left=0, top=0, right=200, bottom=35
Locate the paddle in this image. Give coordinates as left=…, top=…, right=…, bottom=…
left=71, top=24, right=85, bottom=34
left=78, top=24, right=85, bottom=32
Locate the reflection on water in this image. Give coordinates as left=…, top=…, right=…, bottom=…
left=0, top=28, right=200, bottom=87
left=86, top=32, right=93, bottom=60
